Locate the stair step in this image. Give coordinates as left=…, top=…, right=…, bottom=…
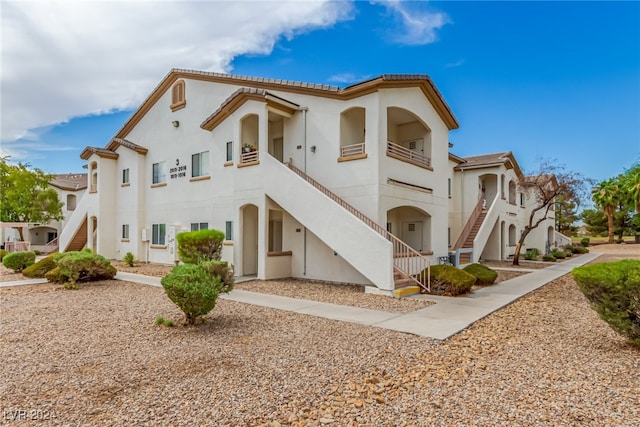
left=394, top=277, right=415, bottom=287
left=393, top=286, right=420, bottom=298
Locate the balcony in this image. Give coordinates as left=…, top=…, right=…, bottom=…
left=386, top=141, right=431, bottom=169
left=238, top=150, right=259, bottom=167
left=338, top=142, right=367, bottom=162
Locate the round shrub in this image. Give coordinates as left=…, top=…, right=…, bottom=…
left=0, top=249, right=7, bottom=261
left=551, top=249, right=567, bottom=259
left=176, top=229, right=225, bottom=264
left=572, top=259, right=640, bottom=346
left=161, top=263, right=228, bottom=325
left=2, top=251, right=36, bottom=272
left=542, top=254, right=556, bottom=262
left=572, top=246, right=589, bottom=254
left=22, top=255, right=56, bottom=278
left=422, top=264, right=476, bottom=296
left=463, top=263, right=498, bottom=286
left=45, top=266, right=66, bottom=284
left=580, top=237, right=590, bottom=247
left=51, top=251, right=117, bottom=289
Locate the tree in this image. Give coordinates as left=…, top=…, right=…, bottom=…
left=620, top=162, right=640, bottom=213
left=580, top=208, right=608, bottom=236
left=592, top=177, right=622, bottom=243
left=0, top=157, right=64, bottom=240
left=555, top=195, right=580, bottom=236
left=513, top=158, right=591, bottom=266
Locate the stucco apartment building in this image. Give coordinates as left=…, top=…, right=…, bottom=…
left=59, top=69, right=555, bottom=295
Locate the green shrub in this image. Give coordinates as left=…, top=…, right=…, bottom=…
left=463, top=263, right=498, bottom=286
left=199, top=260, right=235, bottom=292
left=123, top=252, right=138, bottom=267
left=176, top=229, right=225, bottom=264
left=580, top=237, right=590, bottom=247
left=421, top=264, right=476, bottom=296
left=22, top=255, right=57, bottom=278
left=542, top=254, right=556, bottom=262
left=52, top=251, right=117, bottom=289
left=45, top=266, right=66, bottom=284
left=155, top=316, right=175, bottom=327
left=2, top=251, right=36, bottom=272
left=551, top=249, right=567, bottom=259
left=525, top=248, right=540, bottom=261
left=572, top=246, right=589, bottom=254
left=572, top=260, right=640, bottom=346
left=161, top=263, right=231, bottom=325
left=0, top=249, right=7, bottom=261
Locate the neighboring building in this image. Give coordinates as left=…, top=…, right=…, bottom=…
left=2, top=174, right=87, bottom=253
left=59, top=69, right=555, bottom=295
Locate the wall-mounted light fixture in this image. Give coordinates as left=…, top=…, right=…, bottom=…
left=172, top=120, right=180, bottom=128
left=310, top=145, right=316, bottom=153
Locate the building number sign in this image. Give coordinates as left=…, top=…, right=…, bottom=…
left=170, top=158, right=187, bottom=179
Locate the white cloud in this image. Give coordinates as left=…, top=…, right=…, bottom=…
left=0, top=0, right=353, bottom=143
left=374, top=0, right=451, bottom=45
left=445, top=59, right=465, bottom=68
left=327, top=72, right=372, bottom=84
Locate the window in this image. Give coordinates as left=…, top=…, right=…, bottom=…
left=122, top=224, right=130, bottom=239
left=152, top=162, right=166, bottom=184
left=225, top=221, right=233, bottom=240
left=520, top=193, right=524, bottom=207
left=448, top=227, right=451, bottom=247
left=226, top=142, right=233, bottom=162
left=152, top=224, right=166, bottom=245
left=190, top=222, right=208, bottom=231
left=122, top=168, right=130, bottom=185
left=192, top=151, right=209, bottom=178
left=170, top=80, right=186, bottom=111
left=447, top=178, right=452, bottom=197
left=66, top=194, right=77, bottom=211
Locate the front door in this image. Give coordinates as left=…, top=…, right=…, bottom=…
left=401, top=221, right=423, bottom=252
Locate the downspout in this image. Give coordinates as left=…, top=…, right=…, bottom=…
left=299, top=107, right=309, bottom=275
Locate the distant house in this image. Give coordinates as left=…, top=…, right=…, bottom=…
left=59, top=69, right=557, bottom=295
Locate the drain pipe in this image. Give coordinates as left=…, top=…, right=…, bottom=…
left=299, top=107, right=309, bottom=275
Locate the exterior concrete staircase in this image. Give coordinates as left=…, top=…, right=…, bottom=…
left=459, top=209, right=487, bottom=264
left=63, top=215, right=88, bottom=252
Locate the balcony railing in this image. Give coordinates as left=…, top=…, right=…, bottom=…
left=340, top=142, right=365, bottom=158
left=5, top=241, right=31, bottom=252
left=239, top=150, right=259, bottom=165
left=386, top=141, right=431, bottom=168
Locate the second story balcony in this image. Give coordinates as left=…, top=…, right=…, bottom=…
left=386, top=141, right=432, bottom=170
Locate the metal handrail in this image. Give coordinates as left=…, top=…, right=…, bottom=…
left=43, top=237, right=59, bottom=254
left=287, top=159, right=430, bottom=292
left=386, top=141, right=431, bottom=167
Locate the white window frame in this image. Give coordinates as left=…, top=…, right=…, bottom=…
left=122, top=224, right=130, bottom=239
left=192, top=151, right=209, bottom=178
left=152, top=224, right=166, bottom=245
left=152, top=162, right=166, bottom=184
left=122, top=168, right=130, bottom=184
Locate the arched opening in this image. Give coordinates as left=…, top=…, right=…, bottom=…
left=547, top=226, right=555, bottom=249
left=500, top=221, right=506, bottom=259
left=240, top=114, right=259, bottom=165
left=241, top=204, right=259, bottom=275
left=501, top=174, right=506, bottom=199
left=89, top=162, right=98, bottom=193
left=67, top=194, right=77, bottom=211
left=479, top=174, right=498, bottom=207
left=28, top=226, right=58, bottom=245
left=508, top=224, right=516, bottom=246
left=90, top=215, right=98, bottom=253
left=170, top=79, right=186, bottom=111
left=508, top=180, right=517, bottom=205
left=387, top=206, right=432, bottom=253
left=339, top=107, right=366, bottom=157
left=386, top=107, right=431, bottom=168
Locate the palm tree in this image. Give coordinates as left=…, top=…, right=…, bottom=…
left=592, top=178, right=620, bottom=243
left=622, top=163, right=640, bottom=213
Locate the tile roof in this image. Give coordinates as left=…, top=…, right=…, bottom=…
left=80, top=146, right=119, bottom=160
left=457, top=152, right=513, bottom=168
left=50, top=173, right=87, bottom=191
left=106, top=138, right=148, bottom=154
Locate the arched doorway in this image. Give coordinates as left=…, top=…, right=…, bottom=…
left=386, top=206, right=432, bottom=253
left=241, top=204, right=259, bottom=275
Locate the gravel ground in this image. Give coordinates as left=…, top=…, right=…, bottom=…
left=0, top=245, right=638, bottom=426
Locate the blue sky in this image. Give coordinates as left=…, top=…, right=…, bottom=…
left=2, top=1, right=639, bottom=185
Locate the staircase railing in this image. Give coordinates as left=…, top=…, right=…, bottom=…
left=287, top=159, right=430, bottom=292
left=453, top=197, right=485, bottom=250
left=43, top=237, right=59, bottom=254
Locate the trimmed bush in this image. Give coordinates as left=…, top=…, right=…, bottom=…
left=22, top=255, right=56, bottom=278
left=0, top=249, right=7, bottom=261
left=525, top=248, right=540, bottom=261
left=572, top=245, right=589, bottom=254
left=161, top=263, right=231, bottom=325
left=542, top=254, right=556, bottom=262
left=45, top=266, right=66, bottom=284
left=422, top=264, right=476, bottom=296
left=572, top=260, right=640, bottom=346
left=551, top=249, right=567, bottom=259
left=176, top=229, right=225, bottom=264
left=51, top=251, right=117, bottom=289
left=199, top=260, right=235, bottom=292
left=580, top=237, right=590, bottom=247
left=463, top=263, right=498, bottom=286
left=2, top=251, right=36, bottom=272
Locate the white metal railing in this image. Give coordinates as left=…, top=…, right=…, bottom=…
left=386, top=141, right=431, bottom=167
left=340, top=143, right=365, bottom=158
left=240, top=150, right=259, bottom=164
left=287, top=159, right=430, bottom=292
left=43, top=237, right=59, bottom=254
left=453, top=197, right=485, bottom=250
left=5, top=241, right=31, bottom=252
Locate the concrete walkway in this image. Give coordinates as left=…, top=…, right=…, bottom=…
left=1, top=253, right=601, bottom=340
